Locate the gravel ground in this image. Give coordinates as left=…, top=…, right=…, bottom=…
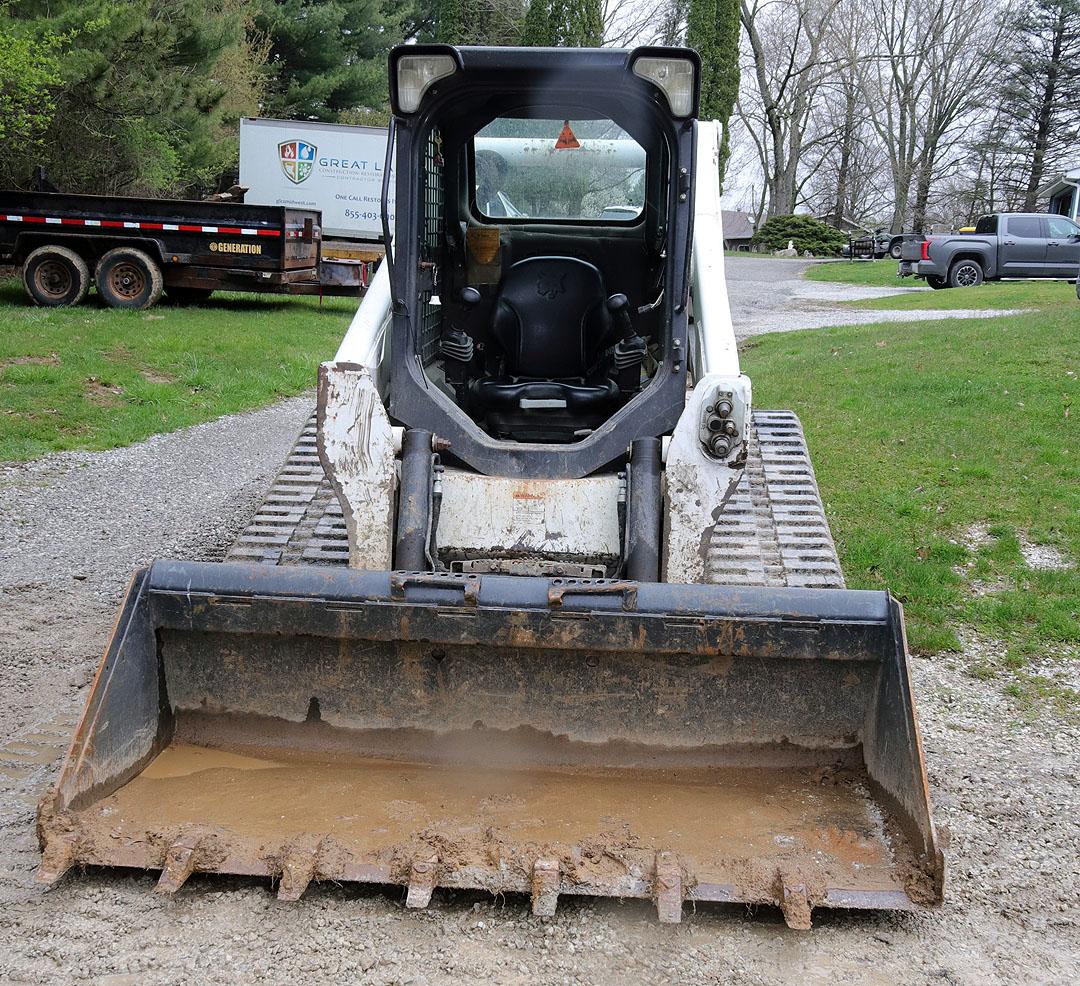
left=726, top=256, right=1027, bottom=337
left=1, top=272, right=1077, bottom=984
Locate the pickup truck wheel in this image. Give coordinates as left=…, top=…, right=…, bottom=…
left=948, top=259, right=984, bottom=288
left=927, top=275, right=949, bottom=290
left=95, top=248, right=164, bottom=309
left=23, top=246, right=90, bottom=307
left=889, top=241, right=903, bottom=260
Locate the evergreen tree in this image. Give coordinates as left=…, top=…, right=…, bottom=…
left=255, top=0, right=406, bottom=121
left=996, top=0, right=1080, bottom=209
left=687, top=0, right=739, bottom=189
left=520, top=0, right=602, bottom=46
left=3, top=0, right=266, bottom=195
left=434, top=0, right=467, bottom=42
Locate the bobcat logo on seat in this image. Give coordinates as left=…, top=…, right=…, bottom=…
left=536, top=271, right=566, bottom=300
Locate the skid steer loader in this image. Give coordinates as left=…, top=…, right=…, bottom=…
left=37, top=46, right=943, bottom=928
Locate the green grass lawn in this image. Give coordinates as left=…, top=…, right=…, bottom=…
left=0, top=279, right=354, bottom=461
left=745, top=275, right=1078, bottom=715
left=804, top=259, right=908, bottom=287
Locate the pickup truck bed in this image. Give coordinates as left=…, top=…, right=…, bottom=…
left=899, top=213, right=1080, bottom=288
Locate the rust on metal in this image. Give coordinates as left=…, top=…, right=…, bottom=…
left=35, top=829, right=77, bottom=886
left=405, top=855, right=439, bottom=909
left=654, top=851, right=683, bottom=924
left=277, top=841, right=320, bottom=902
left=530, top=857, right=560, bottom=917
left=155, top=834, right=204, bottom=894
left=546, top=580, right=638, bottom=611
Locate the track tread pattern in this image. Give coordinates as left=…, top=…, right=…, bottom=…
left=228, top=410, right=844, bottom=588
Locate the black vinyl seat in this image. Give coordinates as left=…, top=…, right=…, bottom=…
left=469, top=256, right=620, bottom=414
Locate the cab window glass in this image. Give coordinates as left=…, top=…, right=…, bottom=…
left=974, top=215, right=997, bottom=234
left=1007, top=217, right=1043, bottom=238
left=472, top=117, right=646, bottom=222
left=1047, top=216, right=1079, bottom=237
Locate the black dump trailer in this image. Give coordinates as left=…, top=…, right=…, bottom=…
left=0, top=190, right=373, bottom=309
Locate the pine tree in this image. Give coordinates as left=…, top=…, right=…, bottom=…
left=434, top=0, right=466, bottom=43
left=687, top=0, right=739, bottom=189
left=256, top=0, right=406, bottom=121
left=520, top=0, right=602, bottom=46
left=3, top=0, right=267, bottom=195
left=995, top=0, right=1080, bottom=209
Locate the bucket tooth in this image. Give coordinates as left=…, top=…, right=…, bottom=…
left=530, top=858, right=560, bottom=917
left=405, top=856, right=438, bottom=909
left=277, top=844, right=319, bottom=902
left=155, top=836, right=202, bottom=895
left=778, top=869, right=814, bottom=931
left=36, top=831, right=77, bottom=886
left=654, top=851, right=683, bottom=924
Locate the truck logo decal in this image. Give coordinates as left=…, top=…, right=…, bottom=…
left=209, top=242, right=263, bottom=254
left=279, top=140, right=317, bottom=184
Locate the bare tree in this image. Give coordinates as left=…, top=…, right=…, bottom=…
left=738, top=0, right=844, bottom=217
left=857, top=0, right=1008, bottom=231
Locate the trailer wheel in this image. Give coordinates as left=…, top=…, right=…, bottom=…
left=166, top=286, right=214, bottom=305
left=95, top=248, right=163, bottom=309
left=22, top=246, right=90, bottom=307
left=889, top=240, right=904, bottom=260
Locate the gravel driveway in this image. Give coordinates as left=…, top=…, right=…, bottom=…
left=727, top=256, right=1026, bottom=337
left=0, top=274, right=1076, bottom=984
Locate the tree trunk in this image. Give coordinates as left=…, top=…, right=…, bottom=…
left=1022, top=9, right=1066, bottom=211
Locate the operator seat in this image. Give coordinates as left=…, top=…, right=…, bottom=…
left=468, top=256, right=621, bottom=421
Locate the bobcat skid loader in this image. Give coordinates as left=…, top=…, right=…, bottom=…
left=38, top=46, right=943, bottom=928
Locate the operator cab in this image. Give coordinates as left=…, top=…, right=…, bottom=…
left=384, top=45, right=699, bottom=477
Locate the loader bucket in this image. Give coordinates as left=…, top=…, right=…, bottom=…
left=38, top=561, right=943, bottom=927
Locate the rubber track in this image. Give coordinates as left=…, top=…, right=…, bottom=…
left=227, top=410, right=844, bottom=588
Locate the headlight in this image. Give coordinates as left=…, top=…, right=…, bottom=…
left=396, top=54, right=457, bottom=114
left=632, top=57, right=695, bottom=117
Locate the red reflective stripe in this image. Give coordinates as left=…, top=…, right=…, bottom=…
left=5, top=212, right=284, bottom=237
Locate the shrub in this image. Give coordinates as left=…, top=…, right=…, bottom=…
left=750, top=214, right=847, bottom=257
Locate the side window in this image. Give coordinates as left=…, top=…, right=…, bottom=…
left=1006, top=216, right=1043, bottom=238
left=1047, top=216, right=1080, bottom=238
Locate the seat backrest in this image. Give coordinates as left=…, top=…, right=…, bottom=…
left=491, top=256, right=612, bottom=378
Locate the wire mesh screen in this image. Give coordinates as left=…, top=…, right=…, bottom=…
left=418, top=128, right=444, bottom=366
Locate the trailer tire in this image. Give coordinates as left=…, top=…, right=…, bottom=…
left=166, top=286, right=214, bottom=305
left=22, top=246, right=90, bottom=307
left=889, top=240, right=904, bottom=260
left=948, top=259, right=984, bottom=289
left=95, top=248, right=164, bottom=309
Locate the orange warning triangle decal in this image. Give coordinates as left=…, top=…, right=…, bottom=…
left=554, top=120, right=580, bottom=150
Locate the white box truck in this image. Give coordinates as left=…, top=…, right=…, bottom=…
left=239, top=117, right=393, bottom=242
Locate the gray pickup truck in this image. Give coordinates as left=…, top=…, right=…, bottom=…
left=899, top=212, right=1080, bottom=288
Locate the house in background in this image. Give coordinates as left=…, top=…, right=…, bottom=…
left=1041, top=164, right=1080, bottom=220
left=721, top=210, right=756, bottom=250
